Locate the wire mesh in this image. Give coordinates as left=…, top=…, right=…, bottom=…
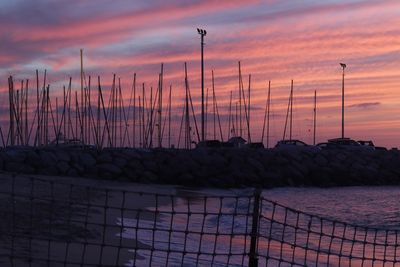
left=1, top=174, right=400, bottom=267
left=0, top=174, right=254, bottom=267
left=257, top=197, right=400, bottom=267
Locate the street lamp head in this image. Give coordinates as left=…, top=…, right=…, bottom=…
left=197, top=28, right=207, bottom=36
left=340, top=63, right=346, bottom=69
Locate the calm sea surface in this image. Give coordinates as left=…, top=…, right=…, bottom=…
left=262, top=186, right=400, bottom=229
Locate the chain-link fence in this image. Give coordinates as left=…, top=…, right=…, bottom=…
left=0, top=174, right=398, bottom=266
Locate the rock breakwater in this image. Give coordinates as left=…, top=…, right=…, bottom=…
left=1, top=147, right=400, bottom=187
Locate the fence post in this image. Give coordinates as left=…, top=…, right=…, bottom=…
left=249, top=188, right=262, bottom=267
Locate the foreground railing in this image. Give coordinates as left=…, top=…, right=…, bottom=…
left=0, top=174, right=398, bottom=266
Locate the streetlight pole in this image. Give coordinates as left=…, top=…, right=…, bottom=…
left=197, top=28, right=207, bottom=142
left=340, top=63, right=346, bottom=139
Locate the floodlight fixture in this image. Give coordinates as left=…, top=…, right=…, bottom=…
left=197, top=28, right=207, bottom=36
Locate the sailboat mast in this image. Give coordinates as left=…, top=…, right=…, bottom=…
left=68, top=79, right=72, bottom=140
left=261, top=81, right=271, bottom=147
left=138, top=95, right=142, bottom=147
left=80, top=49, right=84, bottom=144
left=87, top=76, right=91, bottom=145
left=205, top=87, right=209, bottom=140
left=283, top=80, right=291, bottom=141
left=289, top=79, right=293, bottom=140
left=149, top=86, right=153, bottom=148
left=184, top=62, right=190, bottom=149
left=313, top=90, right=317, bottom=145
left=142, top=83, right=145, bottom=148
left=46, top=85, right=50, bottom=145
left=158, top=64, right=163, bottom=148
left=247, top=74, right=251, bottom=143
left=133, top=73, right=136, bottom=148
left=267, top=81, right=271, bottom=148
left=228, top=91, right=232, bottom=139
left=36, top=70, right=39, bottom=146
left=25, top=80, right=28, bottom=145
left=168, top=85, right=172, bottom=148
left=56, top=97, right=59, bottom=143
left=212, top=70, right=216, bottom=140
left=75, top=91, right=78, bottom=142
left=63, top=86, right=66, bottom=142
left=8, top=76, right=14, bottom=146
left=238, top=61, right=242, bottom=137
left=211, top=72, right=223, bottom=142
left=235, top=102, right=238, bottom=138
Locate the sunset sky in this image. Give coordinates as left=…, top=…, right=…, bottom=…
left=1, top=0, right=400, bottom=148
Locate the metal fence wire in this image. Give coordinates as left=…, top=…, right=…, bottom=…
left=0, top=174, right=399, bottom=267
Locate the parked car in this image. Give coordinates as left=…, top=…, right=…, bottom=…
left=246, top=142, right=265, bottom=149
left=316, top=142, right=330, bottom=149
left=196, top=140, right=222, bottom=148
left=375, top=146, right=388, bottom=151
left=275, top=139, right=320, bottom=151
left=358, top=140, right=387, bottom=150
left=324, top=137, right=373, bottom=150
left=357, top=140, right=374, bottom=147
left=48, top=138, right=96, bottom=149
left=226, top=136, right=247, bottom=148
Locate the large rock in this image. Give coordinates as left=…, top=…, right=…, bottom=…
left=54, top=150, right=70, bottom=162
left=128, top=159, right=144, bottom=170
left=41, top=166, right=58, bottom=176
left=121, top=149, right=141, bottom=160
left=79, top=153, right=96, bottom=167
left=247, top=157, right=265, bottom=174
left=121, top=166, right=140, bottom=181
left=67, top=168, right=79, bottom=177
left=39, top=150, right=57, bottom=167
left=141, top=157, right=159, bottom=171
left=97, top=152, right=113, bottom=163
left=5, top=150, right=26, bottom=163
left=26, top=150, right=41, bottom=166
left=97, top=163, right=122, bottom=176
left=0, top=155, right=4, bottom=169
left=141, top=171, right=159, bottom=183
left=113, top=157, right=127, bottom=168
left=5, top=162, right=34, bottom=174
left=174, top=172, right=193, bottom=184
left=56, top=161, right=70, bottom=174
left=314, top=154, right=328, bottom=166
left=71, top=162, right=85, bottom=174
left=3, top=147, right=400, bottom=188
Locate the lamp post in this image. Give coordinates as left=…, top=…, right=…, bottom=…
left=340, top=63, right=346, bottom=139
left=197, top=28, right=207, bottom=142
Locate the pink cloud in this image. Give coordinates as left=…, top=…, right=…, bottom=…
left=1, top=0, right=400, bottom=147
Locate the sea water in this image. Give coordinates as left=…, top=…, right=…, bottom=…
left=120, top=185, right=400, bottom=266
